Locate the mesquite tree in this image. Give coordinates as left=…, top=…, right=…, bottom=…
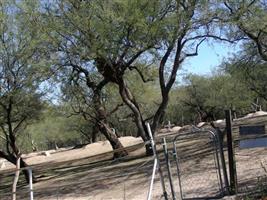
left=40, top=1, right=132, bottom=158
left=90, top=1, right=242, bottom=141
left=38, top=1, right=264, bottom=158
left=60, top=68, right=128, bottom=158
left=40, top=1, right=245, bottom=155
left=55, top=0, right=168, bottom=146
left=0, top=1, right=49, bottom=182
left=222, top=1, right=267, bottom=61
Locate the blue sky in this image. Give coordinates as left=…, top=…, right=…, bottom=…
left=181, top=41, right=240, bottom=75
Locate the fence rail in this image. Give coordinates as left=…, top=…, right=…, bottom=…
left=2, top=114, right=267, bottom=199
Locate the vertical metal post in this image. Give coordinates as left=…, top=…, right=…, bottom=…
left=28, top=168, right=34, bottom=200
left=147, top=158, right=158, bottom=200
left=212, top=134, right=224, bottom=195
left=123, top=182, right=126, bottom=200
left=225, top=109, right=237, bottom=194
left=173, top=143, right=183, bottom=200
left=146, top=123, right=168, bottom=200
left=216, top=128, right=230, bottom=195
left=163, top=138, right=176, bottom=200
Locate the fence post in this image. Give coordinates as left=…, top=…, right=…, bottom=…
left=146, top=123, right=168, bottom=200
left=216, top=128, right=230, bottom=195
left=163, top=138, right=176, bottom=200
left=12, top=157, right=21, bottom=200
left=147, top=156, right=158, bottom=200
left=28, top=168, right=34, bottom=200
left=225, top=109, right=237, bottom=195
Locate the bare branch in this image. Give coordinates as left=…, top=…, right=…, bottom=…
left=96, top=78, right=109, bottom=91
left=223, top=1, right=233, bottom=14
left=125, top=45, right=153, bottom=68
left=128, top=66, right=154, bottom=83
left=185, top=38, right=206, bottom=57
left=107, top=103, right=124, bottom=117
left=13, top=116, right=27, bottom=135
left=239, top=27, right=267, bottom=61
left=183, top=34, right=243, bottom=45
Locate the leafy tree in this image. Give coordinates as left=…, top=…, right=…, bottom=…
left=37, top=0, right=166, bottom=155
left=165, top=69, right=260, bottom=125
left=38, top=0, right=135, bottom=158
left=178, top=73, right=255, bottom=122
left=106, top=68, right=160, bottom=137
left=0, top=1, right=49, bottom=182
left=25, top=104, right=83, bottom=151
left=39, top=1, right=245, bottom=156
left=61, top=67, right=128, bottom=158
left=147, top=0, right=243, bottom=134
left=224, top=54, right=267, bottom=105
left=222, top=1, right=267, bottom=61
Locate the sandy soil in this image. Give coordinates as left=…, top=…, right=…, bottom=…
left=0, top=136, right=143, bottom=171
left=1, top=134, right=267, bottom=200
left=1, top=114, right=267, bottom=200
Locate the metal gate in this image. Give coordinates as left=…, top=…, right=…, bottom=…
left=172, top=130, right=225, bottom=200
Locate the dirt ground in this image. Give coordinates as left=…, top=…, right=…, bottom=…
left=1, top=116, right=267, bottom=200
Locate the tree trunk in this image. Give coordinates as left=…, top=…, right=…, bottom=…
left=118, top=79, right=147, bottom=140
left=91, top=125, right=98, bottom=143
left=0, top=152, right=36, bottom=184
left=117, top=79, right=153, bottom=155
left=93, top=90, right=128, bottom=158
left=151, top=96, right=169, bottom=134
left=98, top=122, right=128, bottom=158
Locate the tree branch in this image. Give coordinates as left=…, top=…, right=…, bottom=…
left=128, top=66, right=154, bottom=83
left=185, top=38, right=206, bottom=57
left=107, top=103, right=124, bottom=117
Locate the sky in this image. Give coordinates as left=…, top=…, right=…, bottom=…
left=181, top=41, right=241, bottom=76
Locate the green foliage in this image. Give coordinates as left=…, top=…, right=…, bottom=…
left=0, top=1, right=50, bottom=155
left=22, top=105, right=82, bottom=152
left=166, top=71, right=256, bottom=124
left=220, top=1, right=267, bottom=60
left=224, top=56, right=267, bottom=103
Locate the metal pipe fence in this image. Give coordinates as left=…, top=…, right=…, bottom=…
left=2, top=119, right=267, bottom=200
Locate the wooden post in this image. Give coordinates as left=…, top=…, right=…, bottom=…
left=225, top=109, right=237, bottom=194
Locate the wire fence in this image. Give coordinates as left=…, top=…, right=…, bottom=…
left=0, top=131, right=181, bottom=200
left=0, top=145, right=155, bottom=200
left=1, top=114, right=267, bottom=200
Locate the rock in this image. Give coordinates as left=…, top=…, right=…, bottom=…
left=242, top=110, right=267, bottom=119
left=159, top=128, right=169, bottom=133
left=215, top=119, right=224, bottom=123
left=197, top=122, right=206, bottom=128
left=42, top=151, right=50, bottom=157
left=213, top=119, right=225, bottom=126
left=0, top=160, right=6, bottom=169
left=171, top=126, right=182, bottom=132
left=179, top=125, right=192, bottom=132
